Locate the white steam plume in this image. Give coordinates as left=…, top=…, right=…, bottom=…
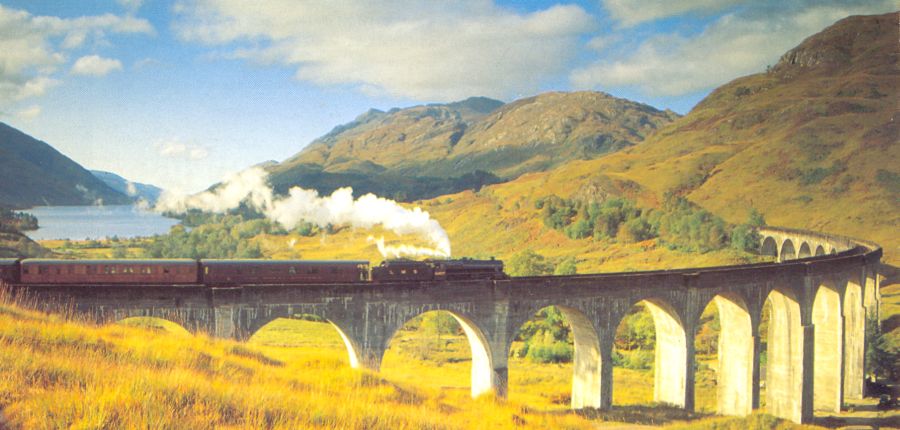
left=155, top=167, right=451, bottom=258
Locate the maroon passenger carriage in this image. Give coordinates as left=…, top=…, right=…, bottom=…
left=201, top=259, right=370, bottom=285
left=0, top=258, right=19, bottom=284
left=19, top=259, right=200, bottom=284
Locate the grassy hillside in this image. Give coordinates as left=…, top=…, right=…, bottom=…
left=0, top=122, right=131, bottom=208
left=566, top=12, right=898, bottom=263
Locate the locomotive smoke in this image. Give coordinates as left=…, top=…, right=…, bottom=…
left=155, top=167, right=451, bottom=258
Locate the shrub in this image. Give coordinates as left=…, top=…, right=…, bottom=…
left=507, top=250, right=554, bottom=276
left=526, top=341, right=573, bottom=364
left=553, top=258, right=577, bottom=276
left=624, top=349, right=654, bottom=370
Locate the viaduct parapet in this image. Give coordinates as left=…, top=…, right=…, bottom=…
left=8, top=226, right=884, bottom=423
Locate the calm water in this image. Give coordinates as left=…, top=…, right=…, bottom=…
left=24, top=205, right=180, bottom=241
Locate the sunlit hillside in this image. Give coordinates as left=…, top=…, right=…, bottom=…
left=478, top=12, right=899, bottom=264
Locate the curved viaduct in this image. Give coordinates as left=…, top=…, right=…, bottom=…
left=10, top=226, right=884, bottom=423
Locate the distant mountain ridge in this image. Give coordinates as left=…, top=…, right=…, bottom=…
left=270, top=92, right=676, bottom=200
left=0, top=122, right=131, bottom=208
left=90, top=170, right=163, bottom=204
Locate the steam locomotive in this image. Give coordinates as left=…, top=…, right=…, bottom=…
left=0, top=257, right=506, bottom=285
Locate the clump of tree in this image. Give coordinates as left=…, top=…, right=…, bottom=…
left=613, top=304, right=656, bottom=370
left=143, top=215, right=266, bottom=258
left=506, top=250, right=555, bottom=276
left=534, top=194, right=763, bottom=253
left=0, top=208, right=38, bottom=232
left=515, top=307, right=573, bottom=364
left=866, top=316, right=899, bottom=383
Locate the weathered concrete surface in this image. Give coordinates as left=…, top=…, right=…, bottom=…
left=8, top=226, right=882, bottom=424
left=714, top=293, right=754, bottom=416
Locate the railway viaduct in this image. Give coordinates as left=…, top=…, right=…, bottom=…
left=9, top=226, right=884, bottom=423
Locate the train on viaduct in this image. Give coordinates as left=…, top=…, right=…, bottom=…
left=1, top=226, right=884, bottom=424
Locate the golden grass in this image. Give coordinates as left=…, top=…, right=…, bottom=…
left=0, top=295, right=838, bottom=429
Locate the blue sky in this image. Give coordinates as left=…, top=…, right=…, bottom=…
left=0, top=0, right=894, bottom=193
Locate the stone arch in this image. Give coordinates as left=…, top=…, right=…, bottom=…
left=247, top=316, right=364, bottom=369
left=797, top=242, right=812, bottom=259
left=842, top=278, right=865, bottom=400
left=696, top=293, right=754, bottom=416
left=762, top=288, right=805, bottom=422
left=613, top=297, right=688, bottom=408
left=812, top=284, right=842, bottom=412
left=761, top=236, right=778, bottom=257
left=510, top=305, right=605, bottom=409
left=815, top=245, right=826, bottom=256
left=117, top=316, right=191, bottom=336
left=780, top=239, right=797, bottom=261
left=382, top=310, right=497, bottom=398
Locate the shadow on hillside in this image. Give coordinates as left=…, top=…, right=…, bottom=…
left=575, top=405, right=708, bottom=425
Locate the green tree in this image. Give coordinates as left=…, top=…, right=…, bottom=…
left=111, top=243, right=129, bottom=259
left=507, top=250, right=554, bottom=276
left=421, top=312, right=460, bottom=342
left=554, top=257, right=577, bottom=275
left=866, top=316, right=899, bottom=381
left=748, top=207, right=766, bottom=227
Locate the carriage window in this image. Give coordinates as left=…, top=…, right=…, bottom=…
left=400, top=269, right=407, bottom=274
left=289, top=267, right=296, bottom=274
left=413, top=269, right=418, bottom=274
left=204, top=267, right=209, bottom=275
left=86, top=266, right=95, bottom=275
left=38, top=266, right=48, bottom=275
left=331, top=267, right=338, bottom=274
left=163, top=268, right=170, bottom=274
left=68, top=266, right=75, bottom=274
left=55, top=267, right=61, bottom=274
left=22, top=268, right=29, bottom=274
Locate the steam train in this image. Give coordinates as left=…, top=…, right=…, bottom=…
left=0, top=257, right=506, bottom=285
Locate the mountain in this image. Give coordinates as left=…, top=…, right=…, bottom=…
left=91, top=170, right=163, bottom=204
left=269, top=92, right=676, bottom=200
left=428, top=11, right=899, bottom=264
left=0, top=122, right=131, bottom=208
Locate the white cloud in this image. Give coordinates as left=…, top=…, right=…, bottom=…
left=0, top=5, right=152, bottom=107
left=574, top=1, right=897, bottom=98
left=15, top=105, right=41, bottom=120
left=71, top=55, right=123, bottom=76
left=174, top=0, right=594, bottom=101
left=154, top=138, right=210, bottom=160
left=603, top=0, right=745, bottom=27
left=116, top=0, right=144, bottom=13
